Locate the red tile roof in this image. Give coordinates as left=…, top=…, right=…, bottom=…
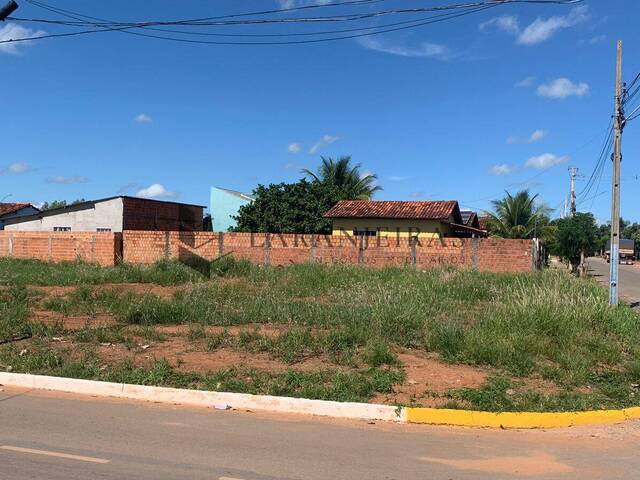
left=0, top=203, right=33, bottom=217
left=324, top=200, right=459, bottom=220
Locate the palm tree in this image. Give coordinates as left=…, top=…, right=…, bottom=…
left=486, top=190, right=551, bottom=239
left=302, top=156, right=381, bottom=200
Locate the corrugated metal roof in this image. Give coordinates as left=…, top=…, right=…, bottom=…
left=324, top=200, right=459, bottom=220
left=0, top=203, right=34, bottom=217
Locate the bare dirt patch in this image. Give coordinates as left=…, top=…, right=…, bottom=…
left=155, top=323, right=292, bottom=337
left=95, top=336, right=330, bottom=374
left=372, top=351, right=488, bottom=406
left=32, top=311, right=116, bottom=330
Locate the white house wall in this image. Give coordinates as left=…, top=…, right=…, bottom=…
left=5, top=198, right=124, bottom=232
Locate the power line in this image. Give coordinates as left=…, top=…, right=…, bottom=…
left=2, top=0, right=584, bottom=46
left=22, top=0, right=493, bottom=39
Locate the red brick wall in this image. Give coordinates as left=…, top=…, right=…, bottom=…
left=0, top=230, right=534, bottom=273
left=0, top=231, right=121, bottom=266
left=122, top=231, right=534, bottom=273
left=122, top=197, right=203, bottom=231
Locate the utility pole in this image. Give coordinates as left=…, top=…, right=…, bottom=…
left=0, top=0, right=18, bottom=21
left=568, top=167, right=579, bottom=215
left=609, top=40, right=624, bottom=306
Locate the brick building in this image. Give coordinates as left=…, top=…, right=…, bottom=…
left=4, top=196, right=205, bottom=232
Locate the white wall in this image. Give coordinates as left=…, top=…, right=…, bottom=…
left=5, top=198, right=124, bottom=232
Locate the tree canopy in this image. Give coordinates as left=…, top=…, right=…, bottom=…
left=551, top=212, right=598, bottom=272
left=302, top=156, right=381, bottom=200
left=486, top=190, right=551, bottom=239
left=232, top=180, right=344, bottom=234
left=41, top=199, right=86, bottom=211
left=233, top=156, right=380, bottom=233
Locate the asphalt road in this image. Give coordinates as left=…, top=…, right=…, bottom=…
left=2, top=388, right=640, bottom=480
left=586, top=257, right=640, bottom=305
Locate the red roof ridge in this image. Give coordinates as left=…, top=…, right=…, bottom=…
left=0, top=202, right=35, bottom=216
left=324, top=200, right=460, bottom=220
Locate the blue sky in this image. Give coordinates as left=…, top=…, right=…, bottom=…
left=1, top=0, right=639, bottom=223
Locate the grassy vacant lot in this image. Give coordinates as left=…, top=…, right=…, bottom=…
left=1, top=257, right=639, bottom=412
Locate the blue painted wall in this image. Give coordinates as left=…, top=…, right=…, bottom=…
left=210, top=187, right=253, bottom=232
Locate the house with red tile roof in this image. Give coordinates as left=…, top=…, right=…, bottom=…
left=0, top=203, right=39, bottom=230
left=324, top=200, right=485, bottom=238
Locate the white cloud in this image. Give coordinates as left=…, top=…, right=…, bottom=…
left=136, top=183, right=176, bottom=199
left=517, top=6, right=589, bottom=46
left=288, top=143, right=301, bottom=154
left=46, top=175, right=88, bottom=185
left=479, top=6, right=588, bottom=46
left=479, top=15, right=520, bottom=35
left=529, top=129, right=547, bottom=142
left=357, top=36, right=452, bottom=60
left=389, top=175, right=411, bottom=182
left=537, top=78, right=589, bottom=99
left=515, top=76, right=536, bottom=88
left=309, top=135, right=339, bottom=154
left=3, top=161, right=30, bottom=174
left=507, top=129, right=548, bottom=144
left=525, top=153, right=569, bottom=169
left=134, top=113, right=152, bottom=123
left=587, top=34, right=607, bottom=45
left=0, top=23, right=46, bottom=55
left=489, top=164, right=514, bottom=176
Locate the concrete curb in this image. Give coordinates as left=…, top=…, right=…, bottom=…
left=0, top=372, right=404, bottom=423
left=2, top=372, right=640, bottom=429
left=404, top=406, right=640, bottom=429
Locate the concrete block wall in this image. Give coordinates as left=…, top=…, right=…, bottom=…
left=0, top=232, right=121, bottom=266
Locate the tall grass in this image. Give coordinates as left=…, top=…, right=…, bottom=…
left=5, top=257, right=640, bottom=409
left=0, top=258, right=206, bottom=286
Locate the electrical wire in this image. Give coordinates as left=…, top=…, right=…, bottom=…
left=15, top=0, right=496, bottom=40
left=2, top=0, right=584, bottom=46
left=3, top=4, right=500, bottom=46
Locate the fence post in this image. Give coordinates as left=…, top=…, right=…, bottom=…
left=163, top=231, right=170, bottom=259
left=48, top=234, right=53, bottom=261
left=472, top=237, right=479, bottom=271
left=91, top=235, right=96, bottom=263
left=410, top=236, right=417, bottom=268
left=8, top=234, right=13, bottom=257
left=264, top=232, right=271, bottom=266
left=531, top=238, right=539, bottom=272
left=218, top=231, right=224, bottom=256
left=310, top=234, right=317, bottom=262
left=358, top=235, right=365, bottom=265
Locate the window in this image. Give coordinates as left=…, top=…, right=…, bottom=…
left=96, top=228, right=112, bottom=233
left=53, top=227, right=71, bottom=232
left=353, top=228, right=376, bottom=237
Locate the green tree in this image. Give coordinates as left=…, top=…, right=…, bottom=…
left=486, top=190, right=551, bottom=239
left=41, top=199, right=85, bottom=211
left=232, top=180, right=343, bottom=234
left=553, top=213, right=598, bottom=273
left=302, top=156, right=381, bottom=200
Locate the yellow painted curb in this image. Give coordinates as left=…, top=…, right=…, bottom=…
left=405, top=406, right=640, bottom=429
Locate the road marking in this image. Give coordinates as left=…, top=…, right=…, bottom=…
left=219, top=477, right=245, bottom=480
left=0, top=445, right=110, bottom=464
